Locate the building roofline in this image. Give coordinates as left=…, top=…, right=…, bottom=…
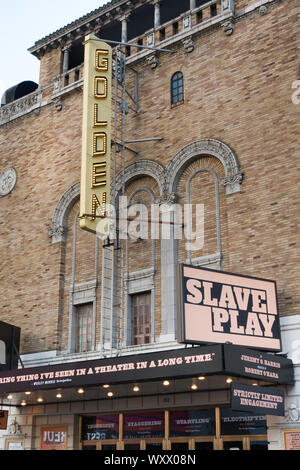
left=28, top=0, right=131, bottom=57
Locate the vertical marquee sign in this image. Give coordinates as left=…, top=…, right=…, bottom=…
left=80, top=34, right=112, bottom=233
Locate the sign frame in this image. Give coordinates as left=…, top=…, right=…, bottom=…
left=40, top=424, right=68, bottom=451
left=177, top=264, right=282, bottom=352
left=5, top=439, right=25, bottom=451
left=282, top=430, right=300, bottom=450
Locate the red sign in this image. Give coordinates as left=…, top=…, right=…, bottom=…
left=40, top=425, right=68, bottom=450
left=283, top=431, right=300, bottom=450
left=0, top=410, right=8, bottom=430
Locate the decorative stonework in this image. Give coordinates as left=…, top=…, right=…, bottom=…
left=48, top=223, right=66, bottom=244
left=221, top=172, right=243, bottom=194
left=0, top=89, right=42, bottom=125
left=259, top=5, right=268, bottom=15
left=155, top=192, right=178, bottom=206
left=146, top=53, right=159, bottom=69
left=7, top=418, right=22, bottom=435
left=0, top=168, right=17, bottom=197
left=182, top=36, right=194, bottom=53
left=221, top=0, right=235, bottom=13
left=146, top=32, right=155, bottom=46
left=52, top=97, right=63, bottom=112
left=166, top=139, right=243, bottom=195
left=49, top=182, right=80, bottom=244
left=115, top=140, right=243, bottom=205
left=285, top=401, right=300, bottom=423
left=182, top=15, right=192, bottom=31
left=221, top=19, right=235, bottom=36
left=115, top=160, right=165, bottom=198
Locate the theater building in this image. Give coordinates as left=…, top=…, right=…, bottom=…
left=0, top=0, right=299, bottom=451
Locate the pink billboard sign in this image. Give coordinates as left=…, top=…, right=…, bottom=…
left=177, top=265, right=281, bottom=351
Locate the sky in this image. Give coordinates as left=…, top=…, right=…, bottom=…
left=0, top=0, right=108, bottom=99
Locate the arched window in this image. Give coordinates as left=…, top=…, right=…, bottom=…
left=171, top=71, right=184, bottom=105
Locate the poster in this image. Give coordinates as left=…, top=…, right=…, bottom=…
left=40, top=425, right=68, bottom=450
left=170, top=409, right=215, bottom=437
left=124, top=412, right=165, bottom=439
left=0, top=410, right=8, bottom=430
left=6, top=440, right=24, bottom=450
left=82, top=415, right=119, bottom=440
left=282, top=430, right=300, bottom=450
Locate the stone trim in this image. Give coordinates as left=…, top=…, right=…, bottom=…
left=166, top=139, right=243, bottom=195
left=114, top=159, right=165, bottom=198
left=125, top=267, right=155, bottom=295
left=115, top=139, right=243, bottom=205
left=190, top=252, right=222, bottom=270
left=71, top=280, right=97, bottom=305
left=49, top=182, right=80, bottom=244
left=0, top=88, right=43, bottom=126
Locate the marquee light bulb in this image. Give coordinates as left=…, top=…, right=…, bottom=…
left=226, top=378, right=233, bottom=384
left=163, top=380, right=170, bottom=386
left=133, top=386, right=140, bottom=392
left=107, top=391, right=114, bottom=398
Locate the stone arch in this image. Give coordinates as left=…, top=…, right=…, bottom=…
left=48, top=182, right=80, bottom=244
left=166, top=139, right=243, bottom=195
left=114, top=160, right=166, bottom=198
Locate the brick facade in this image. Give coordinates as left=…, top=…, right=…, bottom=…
left=0, top=0, right=299, bottom=451
left=0, top=0, right=299, bottom=356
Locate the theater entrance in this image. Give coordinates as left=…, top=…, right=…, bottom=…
left=80, top=408, right=268, bottom=451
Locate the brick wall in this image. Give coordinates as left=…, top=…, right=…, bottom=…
left=0, top=0, right=299, bottom=355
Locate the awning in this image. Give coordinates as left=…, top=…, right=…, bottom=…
left=0, top=344, right=293, bottom=398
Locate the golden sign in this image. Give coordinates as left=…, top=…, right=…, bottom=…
left=80, top=35, right=112, bottom=233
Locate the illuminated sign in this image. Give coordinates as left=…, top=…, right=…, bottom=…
left=0, top=345, right=223, bottom=394
left=80, top=34, right=112, bottom=233
left=224, top=344, right=294, bottom=384
left=178, top=265, right=281, bottom=351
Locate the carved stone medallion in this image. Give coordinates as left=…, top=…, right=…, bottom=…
left=0, top=168, right=17, bottom=197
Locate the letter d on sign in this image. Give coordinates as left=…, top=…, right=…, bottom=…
left=0, top=340, right=6, bottom=365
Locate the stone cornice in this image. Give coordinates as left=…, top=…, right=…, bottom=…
left=28, top=0, right=145, bottom=58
